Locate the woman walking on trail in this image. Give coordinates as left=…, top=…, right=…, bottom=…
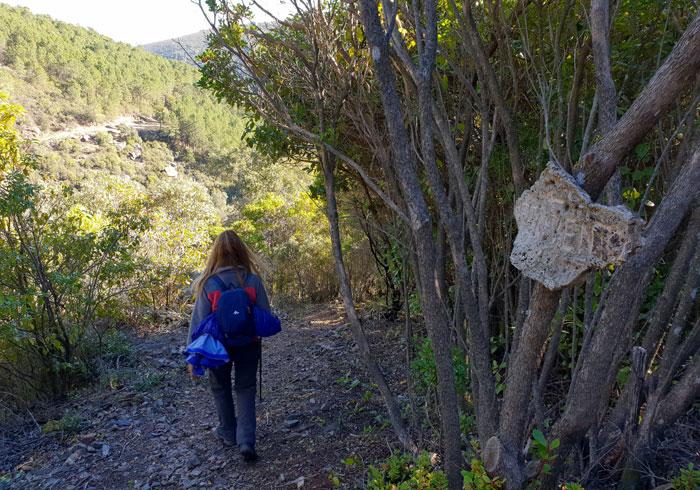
left=187, top=230, right=271, bottom=462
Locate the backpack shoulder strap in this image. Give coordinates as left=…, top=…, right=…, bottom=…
left=242, top=273, right=252, bottom=287
left=210, top=275, right=228, bottom=292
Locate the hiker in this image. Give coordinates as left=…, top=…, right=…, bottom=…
left=187, top=229, right=271, bottom=462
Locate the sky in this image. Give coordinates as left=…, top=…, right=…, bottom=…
left=9, top=0, right=295, bottom=46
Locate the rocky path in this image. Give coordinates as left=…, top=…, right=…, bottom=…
left=35, top=116, right=162, bottom=142
left=3, top=304, right=405, bottom=489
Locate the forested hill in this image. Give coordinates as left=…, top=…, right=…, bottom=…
left=141, top=30, right=209, bottom=66
left=0, top=3, right=279, bottom=203
left=0, top=4, right=200, bottom=132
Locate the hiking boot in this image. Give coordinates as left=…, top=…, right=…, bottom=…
left=214, top=427, right=235, bottom=447
left=239, top=443, right=258, bottom=462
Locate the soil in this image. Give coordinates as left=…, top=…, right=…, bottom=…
left=1, top=303, right=412, bottom=489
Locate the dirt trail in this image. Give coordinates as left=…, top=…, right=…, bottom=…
left=2, top=304, right=405, bottom=489
left=37, top=116, right=161, bottom=142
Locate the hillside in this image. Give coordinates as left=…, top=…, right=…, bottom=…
left=0, top=3, right=296, bottom=211
left=141, top=30, right=209, bottom=66
left=0, top=4, right=200, bottom=132
left=141, top=22, right=278, bottom=67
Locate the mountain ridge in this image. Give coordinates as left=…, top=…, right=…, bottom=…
left=140, top=29, right=209, bottom=66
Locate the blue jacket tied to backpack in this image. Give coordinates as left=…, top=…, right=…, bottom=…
left=185, top=313, right=230, bottom=376
left=253, top=306, right=281, bottom=337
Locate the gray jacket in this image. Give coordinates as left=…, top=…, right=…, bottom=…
left=188, top=266, right=271, bottom=344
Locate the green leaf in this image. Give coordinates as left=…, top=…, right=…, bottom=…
left=532, top=429, right=547, bottom=447
left=635, top=143, right=650, bottom=159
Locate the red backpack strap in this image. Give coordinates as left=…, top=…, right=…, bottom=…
left=242, top=273, right=256, bottom=304
left=207, top=275, right=229, bottom=311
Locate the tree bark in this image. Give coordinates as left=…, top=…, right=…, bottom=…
left=579, top=13, right=700, bottom=200
left=565, top=37, right=592, bottom=170
left=591, top=0, right=616, bottom=134
left=546, top=143, right=700, bottom=483
left=357, top=1, right=463, bottom=487
left=321, top=154, right=416, bottom=452
left=496, top=283, right=561, bottom=489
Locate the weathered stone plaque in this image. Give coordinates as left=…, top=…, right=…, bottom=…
left=510, top=163, right=645, bottom=290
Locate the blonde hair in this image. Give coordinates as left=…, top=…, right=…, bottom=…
left=192, top=230, right=260, bottom=295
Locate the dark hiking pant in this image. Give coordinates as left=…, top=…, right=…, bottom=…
left=208, top=341, right=260, bottom=447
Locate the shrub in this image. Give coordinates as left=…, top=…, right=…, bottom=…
left=233, top=191, right=337, bottom=303
left=671, top=463, right=700, bottom=490
left=411, top=336, right=470, bottom=404
left=41, top=410, right=82, bottom=436
left=93, top=131, right=112, bottom=146
left=367, top=452, right=447, bottom=489
left=0, top=97, right=153, bottom=401
left=0, top=183, right=151, bottom=400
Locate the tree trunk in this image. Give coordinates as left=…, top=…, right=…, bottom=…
left=579, top=13, right=700, bottom=199
left=493, top=284, right=561, bottom=489
left=321, top=153, right=415, bottom=452
left=545, top=144, right=700, bottom=484
left=357, top=1, right=463, bottom=487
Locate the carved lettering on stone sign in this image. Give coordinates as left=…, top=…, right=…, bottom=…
left=510, top=163, right=645, bottom=290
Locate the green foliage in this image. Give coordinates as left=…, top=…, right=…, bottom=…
left=0, top=182, right=151, bottom=398
left=367, top=452, right=508, bottom=490
left=367, top=452, right=448, bottom=489
left=234, top=190, right=338, bottom=303
left=133, top=178, right=222, bottom=312
left=560, top=483, right=584, bottom=490
left=87, top=329, right=133, bottom=362
left=671, top=463, right=700, bottom=490
left=411, top=336, right=470, bottom=400
left=134, top=372, right=164, bottom=392
left=526, top=429, right=560, bottom=487
left=0, top=96, right=150, bottom=401
left=462, top=458, right=505, bottom=489
left=93, top=131, right=113, bottom=146
left=0, top=4, right=200, bottom=129
left=41, top=410, right=82, bottom=435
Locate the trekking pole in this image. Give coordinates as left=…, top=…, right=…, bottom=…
left=258, top=339, right=263, bottom=403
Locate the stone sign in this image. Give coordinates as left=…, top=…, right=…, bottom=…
left=510, top=163, right=645, bottom=290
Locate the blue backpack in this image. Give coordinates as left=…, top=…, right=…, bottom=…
left=210, top=274, right=255, bottom=347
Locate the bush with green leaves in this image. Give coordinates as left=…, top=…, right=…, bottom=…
left=527, top=429, right=560, bottom=487
left=0, top=95, right=151, bottom=401
left=367, top=452, right=448, bottom=489
left=135, top=178, right=222, bottom=311
left=70, top=172, right=223, bottom=316
left=367, top=452, right=509, bottom=490
left=671, top=463, right=700, bottom=490
left=41, top=410, right=82, bottom=436
left=411, top=336, right=470, bottom=405
left=234, top=191, right=337, bottom=303
left=462, top=458, right=505, bottom=490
